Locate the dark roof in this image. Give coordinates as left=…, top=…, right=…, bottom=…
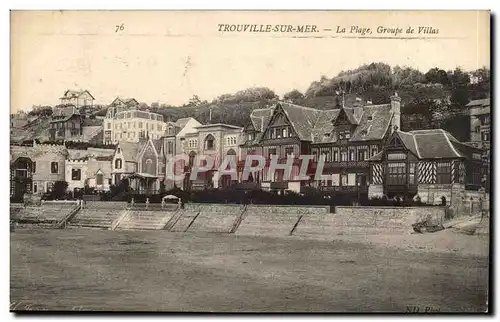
left=279, top=102, right=322, bottom=141
left=50, top=114, right=81, bottom=123
left=349, top=104, right=392, bottom=142
left=466, top=98, right=490, bottom=107
left=343, top=108, right=359, bottom=125
left=249, top=108, right=273, bottom=132
left=117, top=141, right=140, bottom=162
left=60, top=90, right=95, bottom=100
left=396, top=130, right=420, bottom=158
left=310, top=109, right=341, bottom=143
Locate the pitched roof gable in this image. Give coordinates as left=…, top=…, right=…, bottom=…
left=116, top=141, right=140, bottom=162
left=350, top=104, right=392, bottom=142
left=279, top=102, right=322, bottom=141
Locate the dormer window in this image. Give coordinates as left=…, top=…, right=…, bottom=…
left=367, top=115, right=373, bottom=121
left=361, top=129, right=368, bottom=136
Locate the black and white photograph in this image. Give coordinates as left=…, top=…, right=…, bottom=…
left=9, top=10, right=491, bottom=313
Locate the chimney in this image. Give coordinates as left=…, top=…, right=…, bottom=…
left=390, top=92, right=401, bottom=133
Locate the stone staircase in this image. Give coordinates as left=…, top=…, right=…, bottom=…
left=115, top=210, right=176, bottom=231
left=11, top=203, right=78, bottom=228
left=69, top=208, right=124, bottom=229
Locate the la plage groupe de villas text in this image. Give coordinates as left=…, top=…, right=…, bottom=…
left=217, top=24, right=439, bottom=36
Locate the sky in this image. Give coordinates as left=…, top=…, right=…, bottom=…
left=10, top=10, right=490, bottom=112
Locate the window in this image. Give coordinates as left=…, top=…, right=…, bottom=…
left=333, top=150, right=339, bottom=162
left=115, top=159, right=122, bottom=169
left=341, top=174, right=348, bottom=186
left=96, top=173, right=103, bottom=185
left=371, top=147, right=378, bottom=157
left=436, top=162, right=451, bottom=184
left=71, top=168, right=81, bottom=181
left=349, top=150, right=355, bottom=161
left=33, top=183, right=37, bottom=194
left=144, top=159, right=154, bottom=174
left=387, top=162, right=406, bottom=185
left=409, top=162, right=416, bottom=184
left=475, top=126, right=480, bottom=133
left=268, top=148, right=277, bottom=159
left=139, top=122, right=143, bottom=128
left=340, top=151, right=348, bottom=162
left=482, top=131, right=490, bottom=141
left=322, top=151, right=330, bottom=162
left=248, top=133, right=255, bottom=141
left=133, top=122, right=136, bottom=129
left=107, top=123, right=111, bottom=129
left=285, top=147, right=294, bottom=157
left=47, top=182, right=54, bottom=192
left=127, top=112, right=131, bottom=118
left=33, top=162, right=36, bottom=173
left=50, top=162, right=58, bottom=174
left=345, top=131, right=351, bottom=139
left=168, top=128, right=173, bottom=135
left=358, top=150, right=367, bottom=161
left=167, top=142, right=173, bottom=154
left=204, top=135, right=215, bottom=150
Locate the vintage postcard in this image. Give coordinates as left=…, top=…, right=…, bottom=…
left=10, top=10, right=490, bottom=313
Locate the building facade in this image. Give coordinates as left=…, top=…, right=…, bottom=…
left=49, top=114, right=84, bottom=141
left=238, top=96, right=400, bottom=194
left=10, top=142, right=68, bottom=198
left=180, top=123, right=243, bottom=191
left=64, top=148, right=115, bottom=192
left=59, top=90, right=95, bottom=108
left=103, top=107, right=166, bottom=144
left=163, top=117, right=203, bottom=189
left=111, top=137, right=166, bottom=194
left=368, top=129, right=485, bottom=205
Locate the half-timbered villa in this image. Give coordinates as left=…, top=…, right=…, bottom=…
left=238, top=94, right=401, bottom=194
left=368, top=128, right=485, bottom=205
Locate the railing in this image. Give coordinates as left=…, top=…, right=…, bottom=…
left=317, top=185, right=368, bottom=193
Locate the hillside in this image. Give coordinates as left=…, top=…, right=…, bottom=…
left=15, top=63, right=490, bottom=144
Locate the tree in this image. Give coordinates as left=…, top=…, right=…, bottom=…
left=52, top=181, right=69, bottom=199
left=283, top=89, right=304, bottom=101
left=424, top=67, right=449, bottom=85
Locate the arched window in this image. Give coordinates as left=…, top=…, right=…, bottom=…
left=204, top=134, right=215, bottom=150
left=96, top=173, right=104, bottom=185
left=115, top=159, right=122, bottom=169
left=143, top=159, right=154, bottom=174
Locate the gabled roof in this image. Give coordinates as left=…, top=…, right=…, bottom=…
left=310, top=109, right=341, bottom=143
left=174, top=117, right=192, bottom=129
left=279, top=102, right=322, bottom=141
left=372, top=129, right=480, bottom=161
left=395, top=131, right=420, bottom=158
left=152, top=138, right=164, bottom=156
left=249, top=108, right=273, bottom=132
left=349, top=104, right=393, bottom=142
left=117, top=141, right=141, bottom=162
left=50, top=113, right=82, bottom=123
left=60, top=90, right=95, bottom=100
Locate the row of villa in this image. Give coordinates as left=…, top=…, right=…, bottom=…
left=10, top=90, right=489, bottom=206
